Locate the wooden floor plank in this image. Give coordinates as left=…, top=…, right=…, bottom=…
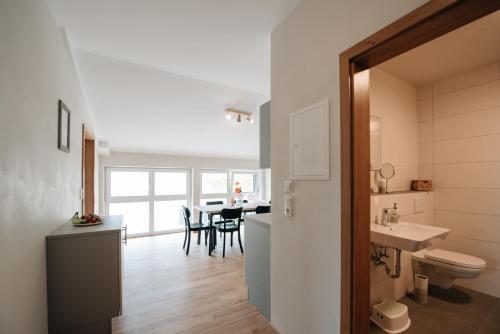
left=112, top=230, right=277, bottom=334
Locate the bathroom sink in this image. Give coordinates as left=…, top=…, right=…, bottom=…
left=370, top=222, right=450, bottom=252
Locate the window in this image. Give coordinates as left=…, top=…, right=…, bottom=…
left=232, top=172, right=256, bottom=193
left=106, top=168, right=191, bottom=237
left=109, top=202, right=149, bottom=235
left=199, top=169, right=259, bottom=205
left=155, top=171, right=187, bottom=196
left=110, top=171, right=149, bottom=197
left=154, top=200, right=187, bottom=232
left=201, top=171, right=228, bottom=195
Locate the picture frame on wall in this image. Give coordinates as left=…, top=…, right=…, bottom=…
left=58, top=100, right=71, bottom=153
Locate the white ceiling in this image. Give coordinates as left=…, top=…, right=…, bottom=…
left=378, top=10, right=500, bottom=87
left=76, top=51, right=266, bottom=158
left=47, top=0, right=301, bottom=158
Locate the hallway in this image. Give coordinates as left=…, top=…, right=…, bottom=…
left=112, top=231, right=276, bottom=333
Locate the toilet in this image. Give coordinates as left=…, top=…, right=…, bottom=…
left=411, top=248, right=486, bottom=289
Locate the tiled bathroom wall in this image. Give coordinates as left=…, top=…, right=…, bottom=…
left=417, top=63, right=500, bottom=298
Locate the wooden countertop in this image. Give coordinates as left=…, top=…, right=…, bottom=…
left=47, top=215, right=124, bottom=239
left=245, top=213, right=271, bottom=226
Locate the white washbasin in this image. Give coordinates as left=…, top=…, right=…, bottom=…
left=370, top=222, right=450, bottom=252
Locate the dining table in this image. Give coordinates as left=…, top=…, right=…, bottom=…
left=193, top=201, right=271, bottom=255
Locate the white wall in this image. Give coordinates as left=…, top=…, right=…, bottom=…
left=270, top=1, right=427, bottom=333
left=99, top=151, right=259, bottom=211
left=370, top=68, right=419, bottom=192
left=417, top=63, right=500, bottom=298
left=0, top=0, right=97, bottom=332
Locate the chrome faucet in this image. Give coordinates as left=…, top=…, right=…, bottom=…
left=381, top=203, right=400, bottom=226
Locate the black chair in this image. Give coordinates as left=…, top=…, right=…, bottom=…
left=206, top=200, right=224, bottom=237
left=218, top=207, right=244, bottom=257
left=182, top=206, right=211, bottom=255
left=256, top=205, right=271, bottom=214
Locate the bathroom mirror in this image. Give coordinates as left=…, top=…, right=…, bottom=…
left=370, top=116, right=382, bottom=170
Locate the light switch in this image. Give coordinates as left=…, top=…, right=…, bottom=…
left=284, top=196, right=293, bottom=217
left=284, top=180, right=293, bottom=193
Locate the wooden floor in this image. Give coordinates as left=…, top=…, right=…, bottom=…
left=112, top=230, right=276, bottom=334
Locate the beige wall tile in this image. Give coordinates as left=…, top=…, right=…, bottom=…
left=434, top=106, right=500, bottom=142
left=418, top=164, right=433, bottom=181
left=417, top=85, right=432, bottom=100
left=414, top=211, right=434, bottom=226
left=371, top=192, right=434, bottom=223
left=434, top=134, right=500, bottom=164
left=441, top=236, right=500, bottom=270
left=417, top=98, right=433, bottom=122
left=418, top=120, right=433, bottom=143
left=433, top=63, right=500, bottom=96
left=418, top=142, right=433, bottom=165
left=435, top=188, right=500, bottom=215
left=370, top=278, right=395, bottom=306
left=435, top=210, right=500, bottom=244
left=435, top=162, right=500, bottom=189
left=388, top=163, right=418, bottom=192
left=371, top=194, right=410, bottom=222
left=413, top=192, right=434, bottom=212
left=433, top=80, right=500, bottom=119
left=455, top=268, right=500, bottom=298
left=400, top=214, right=416, bottom=223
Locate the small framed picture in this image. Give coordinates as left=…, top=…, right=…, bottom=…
left=58, top=100, right=71, bottom=153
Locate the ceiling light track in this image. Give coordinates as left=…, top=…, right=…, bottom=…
left=225, top=108, right=254, bottom=124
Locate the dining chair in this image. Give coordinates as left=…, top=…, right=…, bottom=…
left=206, top=200, right=224, bottom=221
left=206, top=200, right=224, bottom=237
left=218, top=207, right=244, bottom=258
left=256, top=205, right=271, bottom=214
left=182, top=206, right=211, bottom=255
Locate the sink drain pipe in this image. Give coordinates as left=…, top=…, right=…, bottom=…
left=371, top=243, right=402, bottom=279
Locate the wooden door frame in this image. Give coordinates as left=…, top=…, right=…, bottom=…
left=339, top=1, right=500, bottom=333
left=82, top=124, right=95, bottom=215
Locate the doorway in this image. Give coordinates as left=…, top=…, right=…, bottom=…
left=82, top=124, right=95, bottom=215
left=339, top=1, right=500, bottom=333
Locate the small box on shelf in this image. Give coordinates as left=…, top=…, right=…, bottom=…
left=411, top=180, right=433, bottom=191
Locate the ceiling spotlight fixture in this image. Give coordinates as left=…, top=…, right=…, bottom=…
left=225, top=108, right=254, bottom=124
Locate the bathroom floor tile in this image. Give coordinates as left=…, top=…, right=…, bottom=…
left=370, top=285, right=500, bottom=334
left=478, top=304, right=500, bottom=334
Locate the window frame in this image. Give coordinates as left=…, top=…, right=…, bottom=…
left=105, top=167, right=192, bottom=237
left=230, top=170, right=259, bottom=194
left=199, top=169, right=259, bottom=205
left=199, top=169, right=230, bottom=200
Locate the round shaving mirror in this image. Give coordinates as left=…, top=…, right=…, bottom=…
left=378, top=163, right=395, bottom=193
left=379, top=163, right=395, bottom=180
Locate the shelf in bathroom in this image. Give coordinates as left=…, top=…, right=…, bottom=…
left=371, top=190, right=432, bottom=197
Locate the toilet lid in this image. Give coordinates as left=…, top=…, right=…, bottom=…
left=424, top=249, right=486, bottom=269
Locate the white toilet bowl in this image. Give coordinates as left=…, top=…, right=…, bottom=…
left=411, top=248, right=486, bottom=289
